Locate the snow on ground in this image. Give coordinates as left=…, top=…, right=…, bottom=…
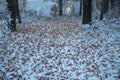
left=0, top=17, right=120, bottom=80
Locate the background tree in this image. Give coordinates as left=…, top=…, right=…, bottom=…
left=79, top=0, right=83, bottom=16
left=82, top=0, right=92, bottom=24
left=6, top=0, right=21, bottom=31
left=99, top=0, right=109, bottom=20
left=95, top=0, right=109, bottom=20
left=110, top=0, right=114, bottom=8
left=14, top=0, right=21, bottom=23
left=59, top=0, right=63, bottom=16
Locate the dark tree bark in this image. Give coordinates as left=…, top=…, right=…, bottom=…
left=6, top=0, right=21, bottom=31
left=6, top=0, right=17, bottom=31
left=95, top=0, right=109, bottom=20
left=110, top=0, right=114, bottom=7
left=82, top=0, right=92, bottom=24
left=99, top=0, right=109, bottom=20
left=59, top=0, right=63, bottom=16
left=79, top=0, right=83, bottom=16
left=14, top=0, right=21, bottom=23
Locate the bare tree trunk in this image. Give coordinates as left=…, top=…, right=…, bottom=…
left=6, top=0, right=17, bottom=31
left=6, top=0, right=21, bottom=31
left=14, top=0, right=21, bottom=23
left=82, top=0, right=92, bottom=24
left=109, top=0, right=114, bottom=9
left=95, top=0, right=109, bottom=20
left=59, top=0, right=63, bottom=16
left=99, top=0, right=109, bottom=20
left=79, top=0, right=83, bottom=16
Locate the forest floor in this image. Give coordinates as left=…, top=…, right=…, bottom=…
left=0, top=17, right=120, bottom=80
